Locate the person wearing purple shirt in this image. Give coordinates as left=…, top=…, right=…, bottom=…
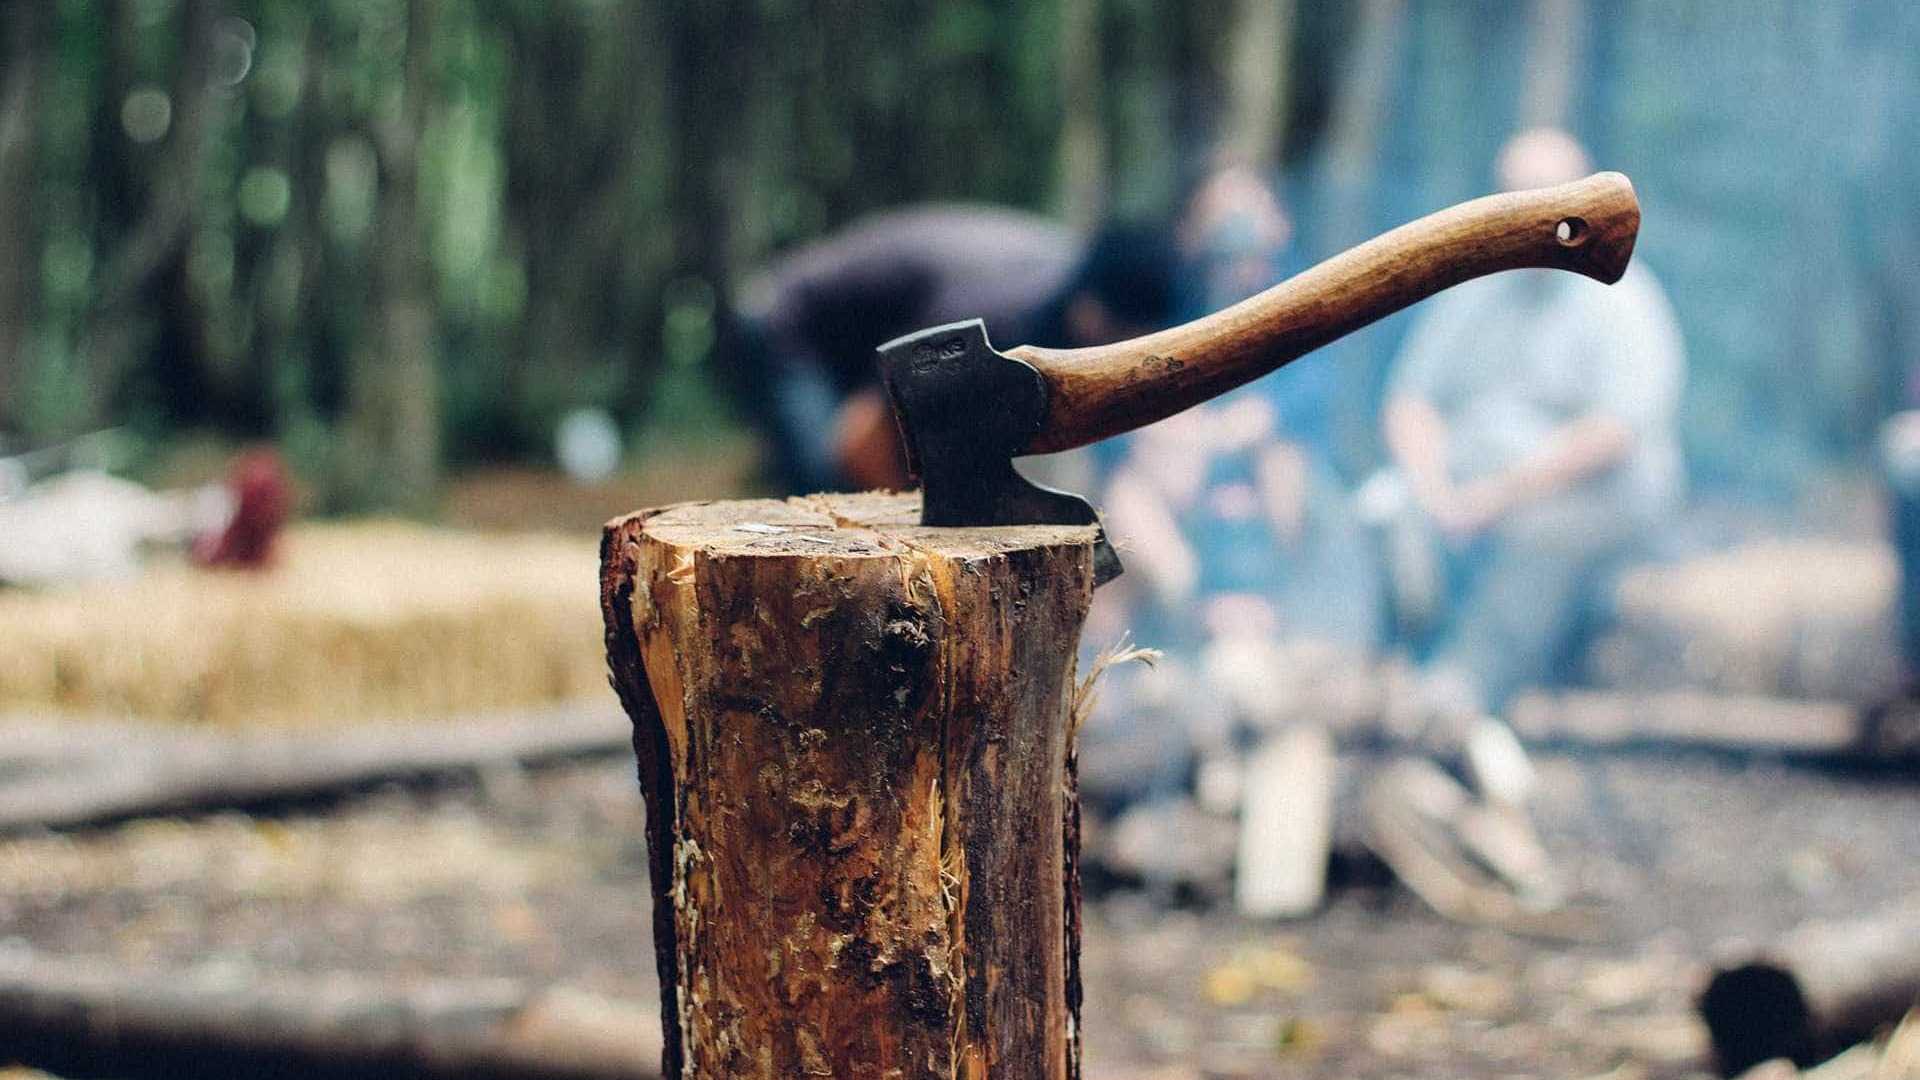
left=718, top=206, right=1177, bottom=495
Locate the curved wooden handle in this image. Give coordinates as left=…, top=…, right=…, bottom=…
left=1011, top=171, right=1640, bottom=454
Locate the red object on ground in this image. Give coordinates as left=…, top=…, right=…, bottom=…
left=193, top=450, right=291, bottom=569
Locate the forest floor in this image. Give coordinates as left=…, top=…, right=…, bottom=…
left=4, top=727, right=1917, bottom=1079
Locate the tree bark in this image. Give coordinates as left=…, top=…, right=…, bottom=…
left=600, top=492, right=1097, bottom=1079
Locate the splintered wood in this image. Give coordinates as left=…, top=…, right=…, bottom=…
left=600, top=492, right=1097, bottom=1079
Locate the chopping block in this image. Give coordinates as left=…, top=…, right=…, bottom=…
left=601, top=491, right=1097, bottom=1079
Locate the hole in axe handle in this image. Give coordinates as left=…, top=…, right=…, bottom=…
left=1556, top=216, right=1588, bottom=245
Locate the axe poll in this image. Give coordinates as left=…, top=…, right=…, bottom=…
left=879, top=171, right=1641, bottom=584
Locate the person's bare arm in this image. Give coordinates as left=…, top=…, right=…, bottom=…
left=832, top=387, right=911, bottom=491
left=1103, top=467, right=1199, bottom=608
left=1442, top=413, right=1633, bottom=535
left=1464, top=269, right=1682, bottom=528
left=1500, top=413, right=1633, bottom=503
left=1383, top=396, right=1456, bottom=513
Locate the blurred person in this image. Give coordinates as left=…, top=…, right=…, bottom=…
left=1095, top=165, right=1379, bottom=678
left=717, top=206, right=1178, bottom=495
left=190, top=450, right=293, bottom=569
left=1373, top=128, right=1686, bottom=717
left=1080, top=165, right=1381, bottom=881
left=0, top=446, right=290, bottom=587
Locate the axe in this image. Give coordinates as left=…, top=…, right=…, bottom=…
left=879, top=172, right=1640, bottom=584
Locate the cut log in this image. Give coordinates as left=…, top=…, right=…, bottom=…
left=1699, top=901, right=1920, bottom=1075
left=1234, top=725, right=1334, bottom=919
left=600, top=493, right=1097, bottom=1079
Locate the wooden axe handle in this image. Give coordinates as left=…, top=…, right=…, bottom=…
left=1010, top=171, right=1640, bottom=454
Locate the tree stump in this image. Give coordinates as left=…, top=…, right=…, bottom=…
left=599, top=492, right=1098, bottom=1078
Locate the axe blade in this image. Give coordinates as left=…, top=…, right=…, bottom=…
left=878, top=319, right=1122, bottom=585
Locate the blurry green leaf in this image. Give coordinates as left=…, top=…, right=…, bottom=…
left=120, top=86, right=172, bottom=144
left=23, top=327, right=89, bottom=440
left=931, top=1, right=994, bottom=57
left=130, top=0, right=175, bottom=30
left=661, top=276, right=717, bottom=370
left=253, top=40, right=306, bottom=119
left=427, top=101, right=503, bottom=285
left=238, top=166, right=293, bottom=227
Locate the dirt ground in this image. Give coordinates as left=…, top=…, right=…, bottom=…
left=3, top=737, right=1917, bottom=1079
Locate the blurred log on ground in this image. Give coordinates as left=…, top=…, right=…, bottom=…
left=602, top=492, right=1096, bottom=1078
left=0, top=949, right=661, bottom=1080
left=0, top=702, right=628, bottom=831
left=1234, top=724, right=1335, bottom=919
left=0, top=523, right=604, bottom=726
left=1700, top=901, right=1920, bottom=1075
left=1510, top=690, right=1920, bottom=764
left=1589, top=540, right=1904, bottom=702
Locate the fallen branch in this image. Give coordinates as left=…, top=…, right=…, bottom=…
left=0, top=949, right=660, bottom=1080
left=0, top=702, right=630, bottom=830
left=1509, top=690, right=1920, bottom=764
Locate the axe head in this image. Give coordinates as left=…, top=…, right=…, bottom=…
left=878, top=319, right=1122, bottom=585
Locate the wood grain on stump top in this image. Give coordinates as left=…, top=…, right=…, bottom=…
left=634, top=490, right=1097, bottom=559
left=600, top=491, right=1097, bottom=1079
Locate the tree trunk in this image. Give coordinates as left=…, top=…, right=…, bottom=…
left=78, top=0, right=222, bottom=433
left=1222, top=0, right=1294, bottom=169
left=342, top=0, right=439, bottom=510
left=1056, top=0, right=1105, bottom=230
left=1321, top=0, right=1407, bottom=243
left=0, top=0, right=43, bottom=437
left=600, top=492, right=1097, bottom=1079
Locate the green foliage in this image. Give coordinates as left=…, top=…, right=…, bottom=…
left=3, top=0, right=1917, bottom=509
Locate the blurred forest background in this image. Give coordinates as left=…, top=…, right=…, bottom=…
left=2, top=0, right=1919, bottom=511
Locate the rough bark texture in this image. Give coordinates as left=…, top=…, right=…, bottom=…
left=600, top=492, right=1096, bottom=1079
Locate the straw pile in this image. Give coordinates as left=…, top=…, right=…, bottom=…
left=0, top=522, right=606, bottom=728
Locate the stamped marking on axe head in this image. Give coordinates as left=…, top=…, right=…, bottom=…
left=879, top=318, right=1121, bottom=584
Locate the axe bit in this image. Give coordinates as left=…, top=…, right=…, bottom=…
left=879, top=172, right=1641, bottom=585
